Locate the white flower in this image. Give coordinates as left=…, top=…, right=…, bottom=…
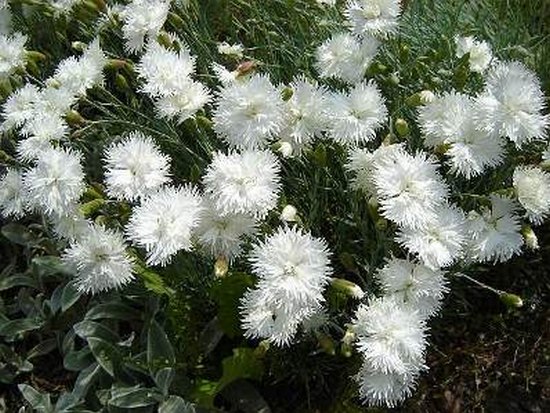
left=417, top=91, right=472, bottom=148
left=49, top=206, right=90, bottom=241
left=315, top=33, right=379, bottom=83
left=455, top=35, right=493, bottom=73
left=352, top=296, right=427, bottom=374
left=126, top=185, right=204, bottom=266
left=344, top=0, right=401, bottom=38
left=203, top=150, right=281, bottom=218
left=325, top=80, right=388, bottom=145
left=155, top=80, right=211, bottom=123
left=280, top=76, right=329, bottom=149
left=137, top=40, right=196, bottom=98
left=16, top=115, right=69, bottom=161
left=0, top=32, right=26, bottom=77
left=249, top=226, right=332, bottom=307
left=445, top=126, right=505, bottom=179
left=241, top=226, right=332, bottom=346
left=34, top=85, right=77, bottom=118
left=397, top=204, right=466, bottom=269
left=240, top=287, right=307, bottom=347
left=355, top=360, right=419, bottom=408
left=23, top=147, right=85, bottom=217
left=63, top=224, right=135, bottom=294
left=376, top=257, right=448, bottom=318
left=0, top=168, right=27, bottom=218
left=104, top=131, right=171, bottom=202
left=465, top=195, right=524, bottom=263
left=1, top=83, right=40, bottom=130
left=211, top=62, right=239, bottom=86
left=53, top=39, right=106, bottom=96
left=513, top=165, right=550, bottom=225
left=194, top=199, right=257, bottom=261
left=372, top=148, right=449, bottom=229
left=121, top=0, right=170, bottom=52
left=217, top=42, right=244, bottom=58
left=475, top=61, right=549, bottom=146
left=213, top=74, right=286, bottom=149
left=418, top=91, right=505, bottom=178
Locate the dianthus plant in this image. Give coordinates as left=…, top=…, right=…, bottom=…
left=0, top=0, right=548, bottom=410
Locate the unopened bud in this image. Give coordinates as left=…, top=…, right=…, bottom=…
left=395, top=118, right=409, bottom=137
left=312, top=143, right=327, bottom=167
left=26, top=51, right=47, bottom=61
left=419, top=90, right=436, bottom=104
left=281, top=87, right=293, bottom=101
left=278, top=141, right=293, bottom=158
left=330, top=278, right=365, bottom=299
left=499, top=292, right=523, bottom=308
left=115, top=73, right=130, bottom=91
left=214, top=256, right=228, bottom=278
left=196, top=115, right=213, bottom=129
left=236, top=61, right=256, bottom=77
left=521, top=226, right=539, bottom=250
left=317, top=332, right=336, bottom=355
left=66, top=110, right=86, bottom=126
left=79, top=199, right=105, bottom=217
left=106, top=59, right=130, bottom=71
left=71, top=41, right=87, bottom=52
left=280, top=205, right=298, bottom=222
left=157, top=32, right=173, bottom=49
left=341, top=328, right=355, bottom=357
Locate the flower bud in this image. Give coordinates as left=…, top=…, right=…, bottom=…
left=281, top=86, right=294, bottom=101
left=214, top=256, right=228, bottom=278
left=278, top=141, right=293, bottom=158
left=280, top=205, right=298, bottom=222
left=330, top=278, right=365, bottom=299
left=521, top=225, right=539, bottom=250
left=395, top=118, right=409, bottom=137
left=419, top=90, right=436, bottom=104
left=79, top=199, right=105, bottom=217
left=66, top=110, right=86, bottom=126
left=499, top=292, right=523, bottom=308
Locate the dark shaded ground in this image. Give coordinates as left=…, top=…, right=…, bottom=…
left=401, top=227, right=550, bottom=412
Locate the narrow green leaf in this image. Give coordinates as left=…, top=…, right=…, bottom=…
left=210, top=273, right=254, bottom=338
left=84, top=302, right=141, bottom=321
left=27, top=338, right=57, bottom=359
left=0, top=275, right=39, bottom=291
left=154, top=367, right=175, bottom=396
left=61, top=283, right=82, bottom=312
left=147, top=320, right=175, bottom=372
left=159, top=395, right=195, bottom=413
left=88, top=337, right=118, bottom=377
left=2, top=223, right=38, bottom=247
left=108, top=385, right=158, bottom=409
left=18, top=384, right=53, bottom=412
left=0, top=318, right=43, bottom=338
left=73, top=320, right=119, bottom=343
